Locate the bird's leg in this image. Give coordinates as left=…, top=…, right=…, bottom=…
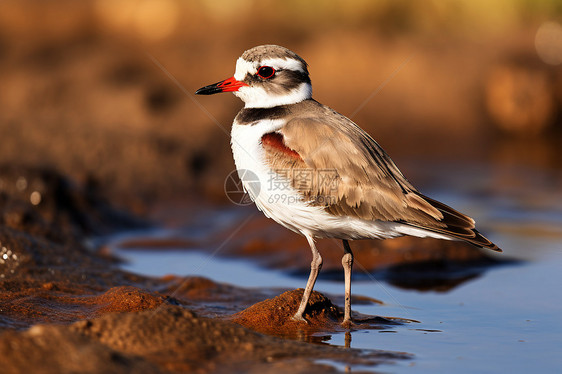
left=342, top=239, right=354, bottom=327
left=292, top=235, right=322, bottom=322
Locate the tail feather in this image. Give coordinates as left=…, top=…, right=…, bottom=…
left=409, top=194, right=501, bottom=252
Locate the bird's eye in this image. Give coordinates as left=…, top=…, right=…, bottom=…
left=257, top=66, right=275, bottom=79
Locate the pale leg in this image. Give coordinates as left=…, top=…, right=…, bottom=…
left=292, top=234, right=322, bottom=322
left=342, top=239, right=354, bottom=326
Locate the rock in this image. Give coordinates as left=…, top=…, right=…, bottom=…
left=232, top=289, right=341, bottom=334
left=0, top=165, right=146, bottom=244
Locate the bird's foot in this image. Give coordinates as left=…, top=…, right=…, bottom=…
left=341, top=318, right=353, bottom=329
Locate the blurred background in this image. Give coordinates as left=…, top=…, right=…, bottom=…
left=0, top=0, right=561, bottom=210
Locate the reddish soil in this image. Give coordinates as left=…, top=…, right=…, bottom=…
left=0, top=167, right=411, bottom=372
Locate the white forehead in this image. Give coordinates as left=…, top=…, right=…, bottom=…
left=233, top=57, right=306, bottom=81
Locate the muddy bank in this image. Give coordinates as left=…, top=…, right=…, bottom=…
left=0, top=167, right=413, bottom=372
left=0, top=165, right=516, bottom=373
left=1, top=304, right=411, bottom=374
left=0, top=165, right=154, bottom=330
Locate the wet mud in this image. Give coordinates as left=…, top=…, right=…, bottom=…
left=0, top=167, right=414, bottom=372
left=231, top=289, right=411, bottom=342
left=1, top=305, right=412, bottom=374
left=0, top=166, right=508, bottom=373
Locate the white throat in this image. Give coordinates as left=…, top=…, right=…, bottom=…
left=234, top=83, right=312, bottom=108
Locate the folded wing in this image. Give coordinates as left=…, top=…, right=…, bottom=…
left=260, top=103, right=500, bottom=251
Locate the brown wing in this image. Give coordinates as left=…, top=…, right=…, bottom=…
left=261, top=102, right=500, bottom=251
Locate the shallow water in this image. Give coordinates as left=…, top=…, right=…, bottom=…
left=112, top=160, right=562, bottom=373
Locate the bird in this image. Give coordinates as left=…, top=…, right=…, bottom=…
left=196, top=45, right=501, bottom=326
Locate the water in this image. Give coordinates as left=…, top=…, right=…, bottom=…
left=111, top=160, right=562, bottom=373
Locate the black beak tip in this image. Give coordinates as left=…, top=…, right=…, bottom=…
left=195, top=83, right=222, bottom=95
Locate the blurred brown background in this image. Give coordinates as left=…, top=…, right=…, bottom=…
left=0, top=0, right=561, bottom=210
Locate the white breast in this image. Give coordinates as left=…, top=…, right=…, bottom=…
left=230, top=119, right=453, bottom=242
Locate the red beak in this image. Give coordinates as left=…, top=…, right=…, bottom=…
left=195, top=76, right=248, bottom=95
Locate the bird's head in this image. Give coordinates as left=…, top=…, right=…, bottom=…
left=196, top=45, right=312, bottom=108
